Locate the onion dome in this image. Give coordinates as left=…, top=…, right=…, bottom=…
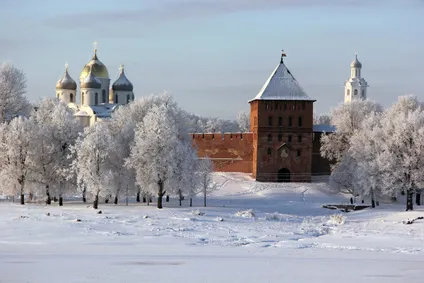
left=80, top=48, right=109, bottom=79
left=56, top=63, right=77, bottom=90
left=81, top=66, right=101, bottom=89
left=112, top=65, right=133, bottom=92
left=350, top=55, right=362, bottom=68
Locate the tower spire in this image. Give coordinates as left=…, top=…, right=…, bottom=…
left=92, top=41, right=98, bottom=60
left=281, top=49, right=287, bottom=63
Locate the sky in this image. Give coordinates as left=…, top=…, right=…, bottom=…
left=0, top=0, right=423, bottom=119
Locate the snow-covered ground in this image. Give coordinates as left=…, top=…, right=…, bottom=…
left=1, top=173, right=424, bottom=283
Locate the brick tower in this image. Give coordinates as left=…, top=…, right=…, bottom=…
left=249, top=51, right=315, bottom=182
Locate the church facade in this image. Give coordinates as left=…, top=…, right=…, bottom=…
left=192, top=52, right=367, bottom=182
left=55, top=47, right=135, bottom=127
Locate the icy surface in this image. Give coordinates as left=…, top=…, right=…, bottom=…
left=1, top=173, right=424, bottom=283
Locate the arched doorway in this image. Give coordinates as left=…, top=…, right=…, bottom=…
left=278, top=168, right=291, bottom=182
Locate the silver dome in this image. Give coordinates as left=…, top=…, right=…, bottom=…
left=81, top=66, right=101, bottom=89
left=56, top=64, right=77, bottom=90
left=112, top=65, right=133, bottom=92
left=350, top=55, right=362, bottom=68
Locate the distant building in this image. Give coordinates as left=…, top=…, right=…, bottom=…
left=192, top=52, right=335, bottom=182
left=344, top=55, right=368, bottom=103
left=55, top=46, right=134, bottom=127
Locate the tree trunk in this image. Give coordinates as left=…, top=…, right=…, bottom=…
left=406, top=189, right=414, bottom=211
left=114, top=195, right=118, bottom=205
left=136, top=192, right=140, bottom=203
left=416, top=192, right=421, bottom=206
left=82, top=188, right=87, bottom=203
left=370, top=187, right=376, bottom=208
left=46, top=185, right=51, bottom=205
left=20, top=181, right=25, bottom=205
left=157, top=180, right=166, bottom=209
left=204, top=190, right=207, bottom=207
left=149, top=197, right=152, bottom=203
left=59, top=196, right=63, bottom=206
left=178, top=190, right=182, bottom=207
left=142, top=196, right=146, bottom=203
left=20, top=194, right=24, bottom=205
left=166, top=195, right=169, bottom=202
left=190, top=198, right=193, bottom=207
left=93, top=193, right=99, bottom=209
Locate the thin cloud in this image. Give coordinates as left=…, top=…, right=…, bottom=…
left=44, top=0, right=411, bottom=32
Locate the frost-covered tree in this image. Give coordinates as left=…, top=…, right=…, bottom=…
left=328, top=153, right=360, bottom=198
left=127, top=100, right=187, bottom=209
left=0, top=62, right=31, bottom=123
left=237, top=111, right=250, bottom=132
left=196, top=157, right=216, bottom=207
left=70, top=122, right=114, bottom=209
left=321, top=100, right=382, bottom=163
left=171, top=141, right=199, bottom=206
left=350, top=112, right=384, bottom=207
left=313, top=113, right=331, bottom=125
left=28, top=99, right=81, bottom=205
left=375, top=96, right=424, bottom=211
left=0, top=117, right=33, bottom=204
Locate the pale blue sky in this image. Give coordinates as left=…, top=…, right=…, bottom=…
left=1, top=0, right=423, bottom=119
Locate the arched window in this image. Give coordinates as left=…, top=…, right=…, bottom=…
left=354, top=89, right=358, bottom=96
left=57, top=93, right=59, bottom=99
left=115, top=94, right=118, bottom=104
left=81, top=92, right=85, bottom=104
left=298, top=117, right=302, bottom=127
left=288, top=135, right=292, bottom=143
left=297, top=150, right=301, bottom=157
left=127, top=94, right=130, bottom=104
left=278, top=117, right=283, bottom=127
left=70, top=93, right=74, bottom=103
left=284, top=103, right=287, bottom=110
left=288, top=116, right=292, bottom=127
left=267, top=148, right=272, bottom=155
left=267, top=134, right=272, bottom=142
left=102, top=90, right=106, bottom=103
left=347, top=89, right=350, bottom=96
left=95, top=92, right=98, bottom=105
left=298, top=135, right=302, bottom=142
left=278, top=134, right=282, bottom=142
left=268, top=116, right=273, bottom=127
left=362, top=90, right=365, bottom=97
left=131, top=93, right=135, bottom=101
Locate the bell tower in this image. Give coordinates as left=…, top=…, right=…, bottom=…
left=344, top=54, right=369, bottom=103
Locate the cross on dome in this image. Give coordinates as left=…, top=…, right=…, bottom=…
left=281, top=49, right=287, bottom=63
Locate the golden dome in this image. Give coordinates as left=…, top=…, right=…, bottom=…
left=80, top=50, right=109, bottom=79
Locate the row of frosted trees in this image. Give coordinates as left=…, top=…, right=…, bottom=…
left=0, top=93, right=216, bottom=209
left=321, top=95, right=424, bottom=211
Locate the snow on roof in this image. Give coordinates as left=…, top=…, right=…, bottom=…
left=249, top=56, right=315, bottom=102
left=313, top=124, right=336, bottom=133
left=74, top=111, right=90, bottom=117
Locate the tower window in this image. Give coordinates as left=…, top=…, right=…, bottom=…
left=302, top=102, right=306, bottom=110
left=284, top=103, right=287, bottom=110
left=297, top=150, right=301, bottom=157
left=82, top=92, right=85, bottom=104
left=288, top=116, right=292, bottom=127
left=254, top=117, right=257, bottom=126
left=278, top=117, right=283, bottom=127
left=267, top=134, right=272, bottom=142
left=115, top=94, right=118, bottom=104
left=347, top=89, right=350, bottom=96
left=354, top=89, right=358, bottom=96
left=267, top=148, right=272, bottom=155
left=95, top=93, right=98, bottom=105
left=127, top=94, right=130, bottom=104
left=288, top=135, right=292, bottom=143
left=275, top=102, right=278, bottom=110
left=266, top=104, right=269, bottom=111
left=298, top=135, right=302, bottom=142
left=298, top=117, right=302, bottom=127
left=268, top=116, right=273, bottom=127
left=102, top=90, right=106, bottom=103
left=70, top=93, right=74, bottom=103
left=278, top=134, right=282, bottom=142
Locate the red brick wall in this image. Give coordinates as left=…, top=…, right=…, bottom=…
left=250, top=100, right=314, bottom=182
left=191, top=133, right=254, bottom=173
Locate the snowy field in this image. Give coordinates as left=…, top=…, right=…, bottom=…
left=1, top=173, right=424, bottom=283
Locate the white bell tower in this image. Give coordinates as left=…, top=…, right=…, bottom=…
left=344, top=54, right=369, bottom=103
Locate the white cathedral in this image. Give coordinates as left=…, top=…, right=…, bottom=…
left=344, top=55, right=368, bottom=103
left=55, top=47, right=134, bottom=127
